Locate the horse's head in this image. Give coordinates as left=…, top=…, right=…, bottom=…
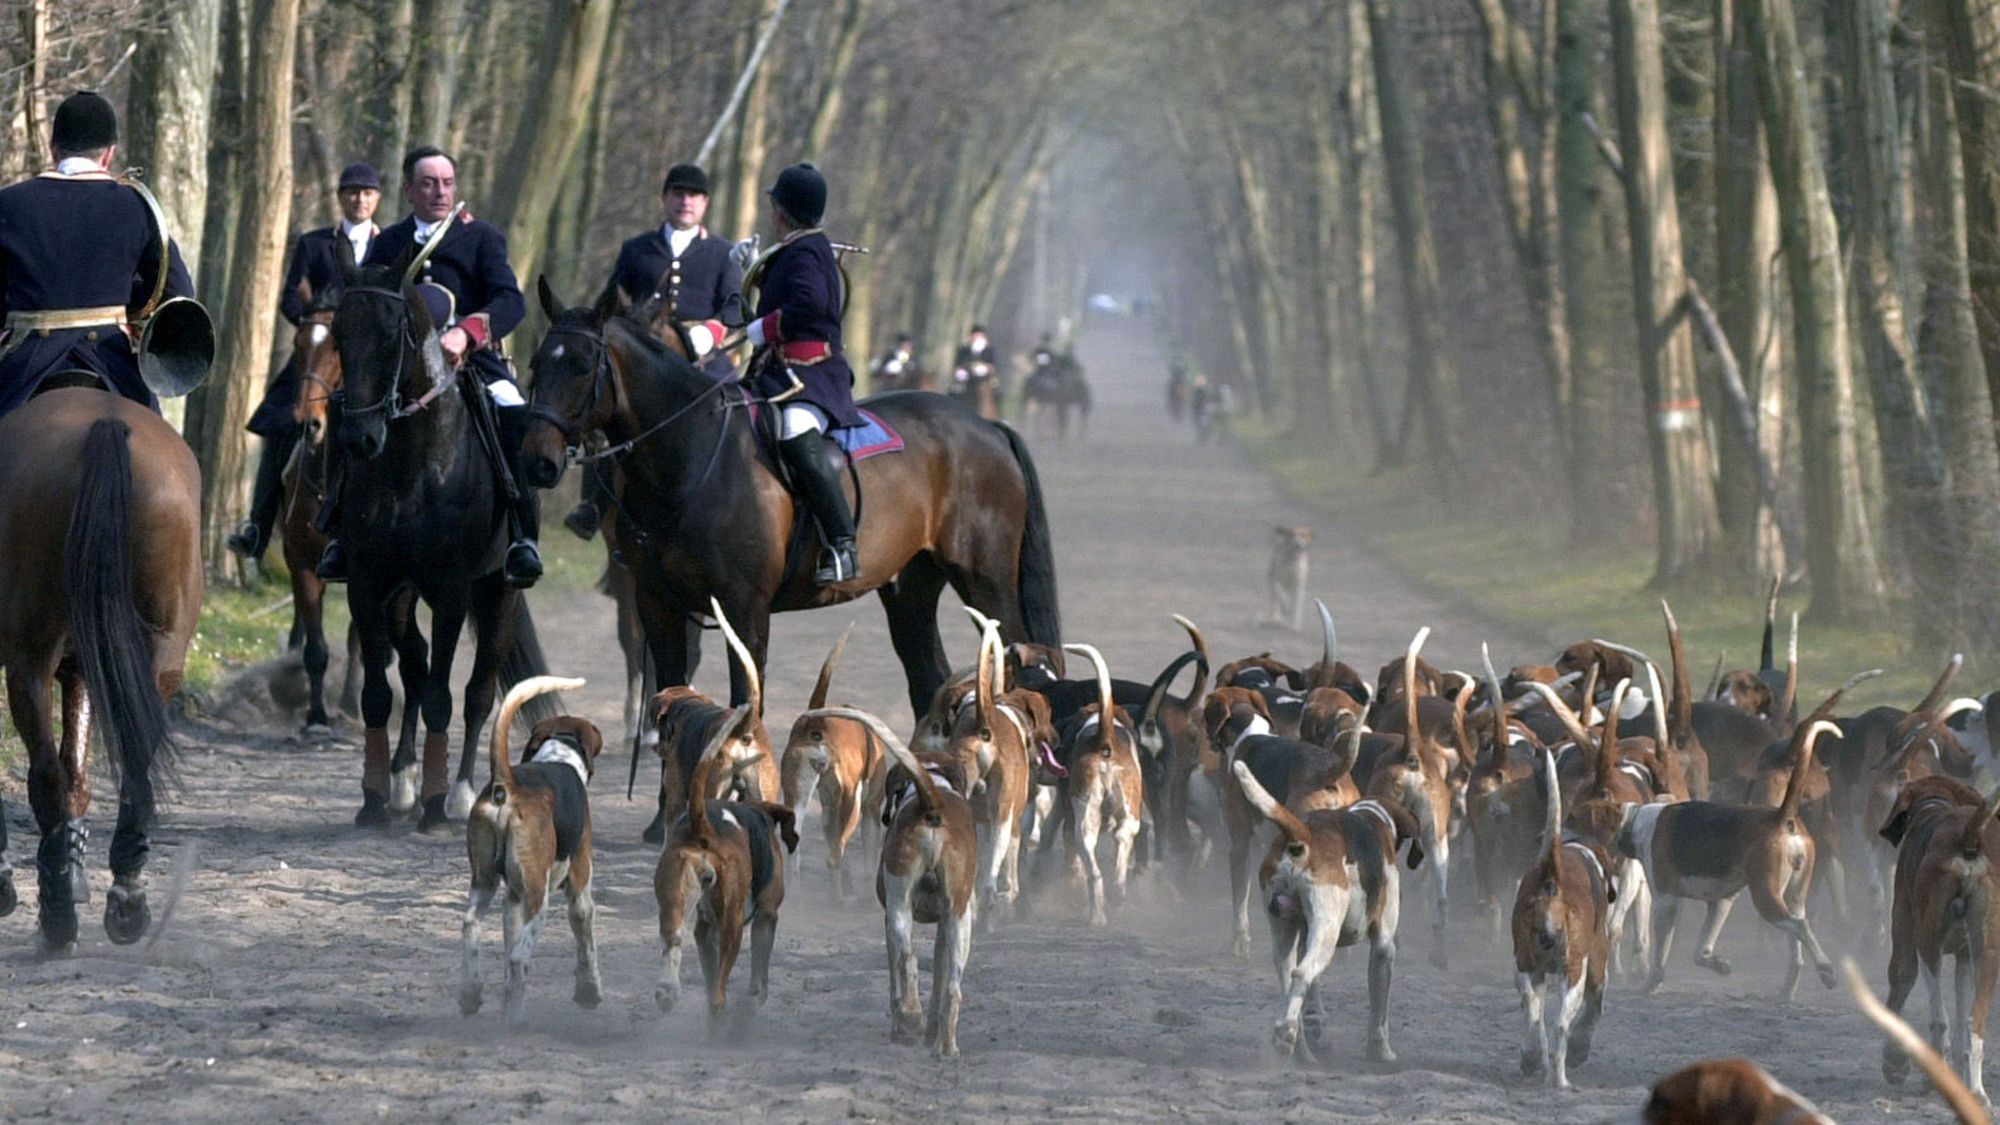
left=291, top=287, right=343, bottom=444
left=333, top=260, right=433, bottom=459
left=522, top=275, right=624, bottom=490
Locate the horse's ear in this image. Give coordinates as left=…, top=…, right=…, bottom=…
left=592, top=279, right=623, bottom=327
left=538, top=274, right=563, bottom=321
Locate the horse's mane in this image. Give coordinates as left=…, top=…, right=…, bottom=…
left=347, top=262, right=403, bottom=290
left=600, top=311, right=704, bottom=382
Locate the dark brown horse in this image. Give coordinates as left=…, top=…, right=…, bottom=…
left=521, top=280, right=1060, bottom=720
left=281, top=301, right=432, bottom=810
left=333, top=262, right=554, bottom=831
left=1023, top=354, right=1091, bottom=441
left=0, top=388, right=201, bottom=953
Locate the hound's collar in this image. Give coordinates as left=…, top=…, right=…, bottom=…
left=1229, top=715, right=1272, bottom=753
left=1348, top=799, right=1395, bottom=833
left=530, top=736, right=590, bottom=786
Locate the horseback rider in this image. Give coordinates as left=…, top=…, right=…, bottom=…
left=872, top=331, right=918, bottom=390
left=742, top=162, right=863, bottom=587
left=315, top=145, right=542, bottom=588
left=568, top=162, right=744, bottom=539
left=0, top=91, right=194, bottom=417
left=227, top=161, right=381, bottom=560
left=952, top=324, right=999, bottom=395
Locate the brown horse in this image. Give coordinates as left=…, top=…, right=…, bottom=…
left=281, top=303, right=432, bottom=810
left=521, top=281, right=1060, bottom=722
left=0, top=388, right=202, bottom=953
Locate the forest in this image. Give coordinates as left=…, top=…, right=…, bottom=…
left=14, top=0, right=2000, bottom=659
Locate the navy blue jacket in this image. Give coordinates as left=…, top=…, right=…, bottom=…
left=0, top=173, right=194, bottom=415
left=366, top=213, right=524, bottom=386
left=611, top=227, right=743, bottom=377
left=746, top=231, right=860, bottom=429
left=249, top=223, right=376, bottom=436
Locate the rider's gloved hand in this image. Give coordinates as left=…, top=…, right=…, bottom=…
left=730, top=235, right=761, bottom=274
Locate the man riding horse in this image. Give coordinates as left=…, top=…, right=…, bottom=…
left=567, top=161, right=743, bottom=540
left=952, top=323, right=1000, bottom=401
left=0, top=91, right=205, bottom=952
left=743, top=162, right=862, bottom=587
left=0, top=91, right=194, bottom=415
left=315, top=145, right=543, bottom=589
left=228, top=161, right=382, bottom=561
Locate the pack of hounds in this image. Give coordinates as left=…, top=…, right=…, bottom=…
left=459, top=584, right=2000, bottom=1124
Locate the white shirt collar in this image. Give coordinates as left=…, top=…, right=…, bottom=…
left=665, top=224, right=700, bottom=257
left=54, top=156, right=109, bottom=176
left=412, top=213, right=449, bottom=241
left=338, top=218, right=376, bottom=238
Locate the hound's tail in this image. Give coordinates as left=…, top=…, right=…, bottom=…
left=488, top=676, right=584, bottom=800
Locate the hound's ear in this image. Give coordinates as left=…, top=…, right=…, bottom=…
left=762, top=803, right=801, bottom=852
left=538, top=274, right=563, bottom=321
left=1879, top=808, right=1911, bottom=847
left=577, top=720, right=605, bottom=761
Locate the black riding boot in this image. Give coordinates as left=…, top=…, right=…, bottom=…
left=228, top=426, right=300, bottom=560
left=497, top=404, right=543, bottom=588
left=313, top=439, right=349, bottom=581
left=779, top=432, right=858, bottom=585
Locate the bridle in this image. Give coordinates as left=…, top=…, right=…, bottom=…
left=338, top=285, right=454, bottom=421
left=530, top=321, right=735, bottom=466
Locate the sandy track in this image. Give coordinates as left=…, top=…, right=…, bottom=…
left=0, top=320, right=1953, bottom=1122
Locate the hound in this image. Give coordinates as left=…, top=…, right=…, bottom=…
left=818, top=706, right=977, bottom=1057
left=654, top=703, right=800, bottom=1020
left=778, top=625, right=881, bottom=898
left=1062, top=643, right=1146, bottom=926
left=1620, top=672, right=1874, bottom=999
left=947, top=610, right=1047, bottom=929
left=1626, top=1059, right=1834, bottom=1124
left=459, top=676, right=600, bottom=1023
left=1233, top=759, right=1425, bottom=1062
left=1366, top=627, right=1458, bottom=968
left=649, top=598, right=781, bottom=838
left=1876, top=771, right=2000, bottom=1102
left=1511, top=736, right=1612, bottom=1088
left=1264, top=525, right=1314, bottom=631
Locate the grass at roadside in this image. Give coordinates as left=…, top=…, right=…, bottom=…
left=1234, top=418, right=1936, bottom=712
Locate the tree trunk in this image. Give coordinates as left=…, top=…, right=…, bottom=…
left=1342, top=0, right=1390, bottom=455
left=1740, top=0, right=1888, bottom=621
left=124, top=0, right=220, bottom=282
left=725, top=0, right=778, bottom=239
left=1712, top=0, right=1787, bottom=577
left=1609, top=0, right=1723, bottom=585
left=406, top=0, right=467, bottom=150
left=1918, top=63, right=2000, bottom=657
left=185, top=0, right=300, bottom=576
left=1366, top=0, right=1458, bottom=467
left=198, top=0, right=245, bottom=312
left=360, top=0, right=416, bottom=189
left=493, top=0, right=620, bottom=296
left=803, top=0, right=868, bottom=162
left=841, top=67, right=893, bottom=385
left=1933, top=0, right=2000, bottom=444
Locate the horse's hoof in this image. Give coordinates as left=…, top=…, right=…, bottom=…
left=447, top=780, right=475, bottom=821
left=459, top=984, right=483, bottom=1016
left=1816, top=962, right=1837, bottom=990
left=388, top=768, right=416, bottom=815
left=70, top=864, right=89, bottom=906
left=302, top=719, right=333, bottom=739
left=655, top=985, right=679, bottom=1014
left=38, top=900, right=77, bottom=954
left=0, top=869, right=16, bottom=917
left=103, top=885, right=149, bottom=945
left=1367, top=1037, right=1398, bottom=1064
left=416, top=796, right=451, bottom=834
left=1521, top=1048, right=1542, bottom=1076
left=641, top=815, right=667, bottom=846
left=1696, top=954, right=1732, bottom=977
left=354, top=790, right=391, bottom=828
left=574, top=978, right=602, bottom=1009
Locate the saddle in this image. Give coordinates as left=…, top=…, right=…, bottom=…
left=746, top=402, right=904, bottom=589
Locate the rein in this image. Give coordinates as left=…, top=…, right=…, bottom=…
left=339, top=285, right=454, bottom=421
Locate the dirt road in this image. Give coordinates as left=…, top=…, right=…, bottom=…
left=0, top=320, right=1949, bottom=1122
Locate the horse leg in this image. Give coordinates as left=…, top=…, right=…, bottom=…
left=416, top=588, right=471, bottom=833
left=877, top=555, right=952, bottom=717
left=338, top=621, right=362, bottom=718
left=452, top=579, right=511, bottom=820
left=387, top=590, right=429, bottom=814
left=298, top=569, right=332, bottom=735
left=639, top=596, right=696, bottom=845
left=348, top=576, right=400, bottom=827
left=11, top=663, right=76, bottom=953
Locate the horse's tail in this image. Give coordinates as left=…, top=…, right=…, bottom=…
left=997, top=423, right=1061, bottom=647
left=500, top=599, right=565, bottom=727
left=63, top=418, right=176, bottom=825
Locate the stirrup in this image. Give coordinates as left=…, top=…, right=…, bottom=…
left=814, top=540, right=858, bottom=587
left=563, top=500, right=601, bottom=540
